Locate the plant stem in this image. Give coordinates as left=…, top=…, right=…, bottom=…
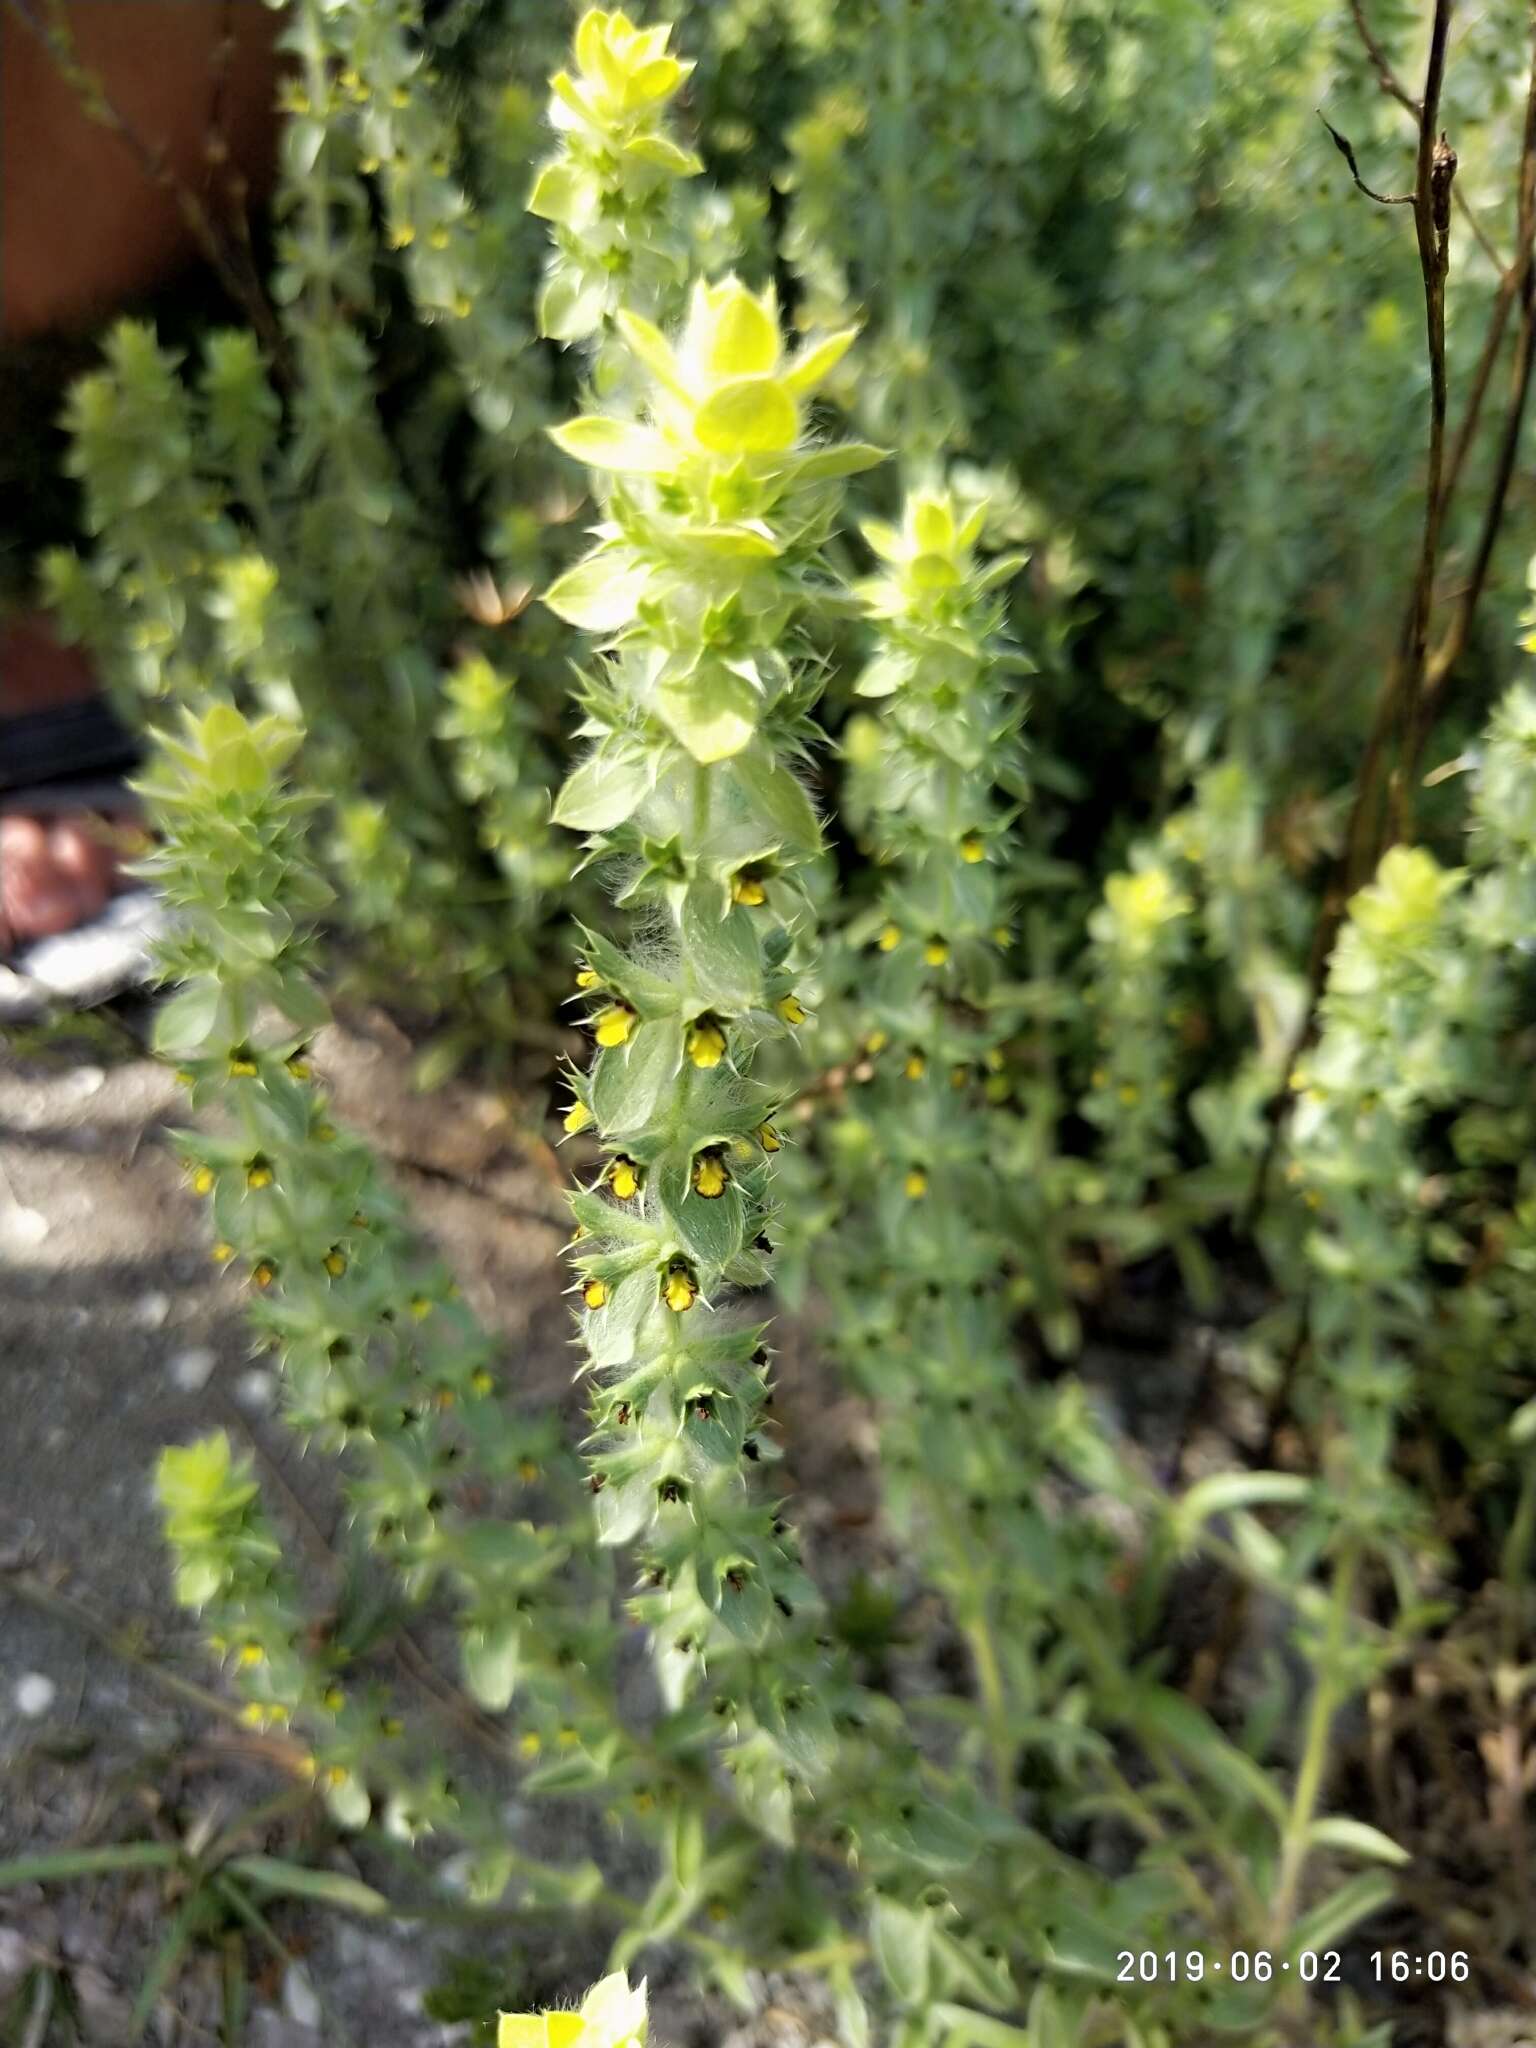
left=961, top=1602, right=1014, bottom=1805
left=1268, top=1546, right=1357, bottom=1947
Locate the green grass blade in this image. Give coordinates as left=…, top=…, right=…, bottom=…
left=0, top=1844, right=181, bottom=1887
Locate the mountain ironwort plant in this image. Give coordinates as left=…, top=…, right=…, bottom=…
left=28, top=0, right=1536, bottom=2042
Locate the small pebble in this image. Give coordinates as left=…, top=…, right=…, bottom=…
left=65, top=1064, right=106, bottom=1100
left=169, top=1345, right=217, bottom=1392
left=136, top=1291, right=171, bottom=1329
left=1, top=1206, right=49, bottom=1249
left=15, top=1672, right=57, bottom=1717
left=235, top=1367, right=276, bottom=1412
left=282, top=1964, right=321, bottom=2031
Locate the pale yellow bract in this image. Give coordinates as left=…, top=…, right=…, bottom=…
left=498, top=1972, right=648, bottom=2048
left=549, top=276, right=856, bottom=469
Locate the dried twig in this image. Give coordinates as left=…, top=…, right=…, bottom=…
left=1244, top=0, right=1536, bottom=1230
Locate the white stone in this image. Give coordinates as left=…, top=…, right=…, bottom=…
left=14, top=1672, right=57, bottom=1717
left=234, top=1367, right=276, bottom=1411
left=169, top=1346, right=217, bottom=1392
left=282, top=1964, right=321, bottom=2031
left=136, top=1291, right=171, bottom=1330
left=1, top=1206, right=49, bottom=1249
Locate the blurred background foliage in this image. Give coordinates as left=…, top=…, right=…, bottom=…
left=20, top=0, right=1535, bottom=1081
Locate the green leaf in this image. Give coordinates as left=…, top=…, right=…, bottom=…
left=1288, top=1870, right=1396, bottom=1953
left=591, top=1018, right=681, bottom=1134
left=0, top=1844, right=180, bottom=1887
left=672, top=523, right=781, bottom=559
left=224, top=1856, right=390, bottom=1916
left=527, top=159, right=588, bottom=227
left=708, top=1950, right=756, bottom=2015
left=152, top=980, right=223, bottom=1056
left=782, top=442, right=888, bottom=482
left=1175, top=1471, right=1311, bottom=1543
left=461, top=1618, right=521, bottom=1712
left=656, top=668, right=758, bottom=764
left=1132, top=1685, right=1288, bottom=1825
left=543, top=552, right=650, bottom=632
left=854, top=650, right=914, bottom=699
left=626, top=133, right=703, bottom=174
left=1305, top=1816, right=1410, bottom=1866
left=665, top=1806, right=705, bottom=1895
left=730, top=747, right=822, bottom=857
left=870, top=1896, right=930, bottom=2006
left=131, top=1887, right=212, bottom=2039
left=555, top=749, right=655, bottom=831
left=548, top=417, right=672, bottom=474
left=538, top=269, right=606, bottom=344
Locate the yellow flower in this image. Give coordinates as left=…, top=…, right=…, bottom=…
left=560, top=8, right=693, bottom=123
left=865, top=1029, right=888, bottom=1054
left=609, top=276, right=856, bottom=463
left=390, top=222, right=416, bottom=249
left=1104, top=866, right=1190, bottom=954
left=755, top=1121, right=782, bottom=1153
left=499, top=1972, right=648, bottom=2048
left=323, top=1248, right=348, bottom=1279
left=607, top=1156, right=642, bottom=1201
left=285, top=1052, right=311, bottom=1079
left=731, top=867, right=767, bottom=906
left=518, top=1730, right=542, bottom=1758
left=191, top=1166, right=216, bottom=1197
left=246, top=1159, right=274, bottom=1190
left=228, top=1050, right=259, bottom=1079
left=212, top=1240, right=236, bottom=1264
left=877, top=922, right=901, bottom=952
left=1351, top=843, right=1463, bottom=942
left=691, top=1150, right=728, bottom=1198
left=961, top=834, right=986, bottom=863
left=576, top=968, right=600, bottom=990
left=594, top=1004, right=636, bottom=1048
left=251, top=1261, right=277, bottom=1289
left=583, top=1278, right=609, bottom=1310
left=564, top=1100, right=593, bottom=1134
left=662, top=1261, right=698, bottom=1313
left=687, top=1016, right=727, bottom=1067
left=904, top=1167, right=928, bottom=1199
left=904, top=1053, right=926, bottom=1080
left=322, top=1686, right=345, bottom=1711
left=237, top=1642, right=264, bottom=1667
left=472, top=1368, right=496, bottom=1397
left=776, top=994, right=807, bottom=1026
left=409, top=1294, right=434, bottom=1320
left=923, top=938, right=949, bottom=967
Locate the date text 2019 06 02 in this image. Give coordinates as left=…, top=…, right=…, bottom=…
left=1116, top=1950, right=1472, bottom=1986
